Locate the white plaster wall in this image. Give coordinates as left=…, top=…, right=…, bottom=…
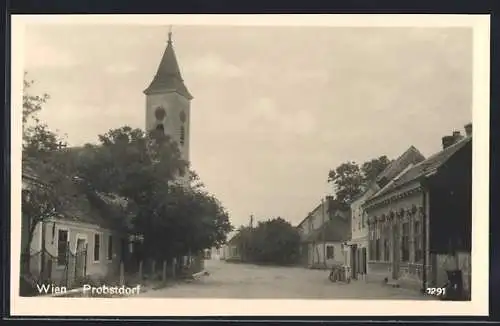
left=145, top=92, right=191, bottom=162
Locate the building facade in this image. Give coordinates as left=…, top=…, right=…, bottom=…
left=21, top=164, right=130, bottom=292
left=363, top=124, right=472, bottom=295
left=346, top=146, right=425, bottom=280
left=298, top=197, right=350, bottom=269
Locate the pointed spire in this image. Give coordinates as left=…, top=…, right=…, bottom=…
left=144, top=26, right=193, bottom=99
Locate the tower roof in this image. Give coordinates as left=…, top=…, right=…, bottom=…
left=144, top=31, right=193, bottom=99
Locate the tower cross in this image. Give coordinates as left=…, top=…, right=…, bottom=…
left=168, top=25, right=173, bottom=43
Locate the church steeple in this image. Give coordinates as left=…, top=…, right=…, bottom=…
left=143, top=28, right=193, bottom=99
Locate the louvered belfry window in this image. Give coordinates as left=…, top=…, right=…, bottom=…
left=180, top=125, right=185, bottom=145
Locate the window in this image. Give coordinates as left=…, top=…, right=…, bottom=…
left=402, top=222, right=410, bottom=262
left=57, top=229, right=69, bottom=266
left=326, top=245, right=334, bottom=259
left=180, top=125, right=185, bottom=145
left=369, top=225, right=376, bottom=260
left=107, top=235, right=113, bottom=261
left=414, top=220, right=423, bottom=262
left=383, top=224, right=390, bottom=261
left=94, top=234, right=101, bottom=262
left=375, top=222, right=381, bottom=261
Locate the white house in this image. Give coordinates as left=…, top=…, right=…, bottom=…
left=298, top=197, right=351, bottom=269
left=210, top=247, right=224, bottom=260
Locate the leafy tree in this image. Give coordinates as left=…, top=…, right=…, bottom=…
left=21, top=74, right=67, bottom=271
left=73, top=126, right=233, bottom=262
left=361, top=155, right=391, bottom=184
left=239, top=217, right=300, bottom=265
left=327, top=156, right=392, bottom=206
left=327, top=162, right=363, bottom=206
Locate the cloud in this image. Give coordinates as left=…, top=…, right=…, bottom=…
left=245, top=97, right=316, bottom=136
left=104, top=63, right=137, bottom=74
left=24, top=32, right=79, bottom=69
left=185, top=53, right=243, bottom=78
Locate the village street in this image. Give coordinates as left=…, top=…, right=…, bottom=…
left=137, top=260, right=435, bottom=300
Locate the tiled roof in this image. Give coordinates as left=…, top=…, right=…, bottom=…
left=348, top=146, right=425, bottom=205
left=143, top=37, right=193, bottom=99
left=367, top=136, right=472, bottom=201
left=304, top=210, right=350, bottom=243
left=375, top=145, right=426, bottom=187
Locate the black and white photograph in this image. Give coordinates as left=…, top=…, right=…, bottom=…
left=11, top=14, right=490, bottom=316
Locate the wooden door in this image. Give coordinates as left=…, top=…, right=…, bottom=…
left=75, top=238, right=87, bottom=279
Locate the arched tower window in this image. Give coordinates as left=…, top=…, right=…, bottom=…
left=156, top=124, right=164, bottom=136
left=155, top=107, right=166, bottom=121
left=180, top=125, right=185, bottom=146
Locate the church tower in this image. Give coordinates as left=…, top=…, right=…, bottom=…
left=144, top=29, right=193, bottom=165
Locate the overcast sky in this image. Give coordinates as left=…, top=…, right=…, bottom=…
left=23, top=24, right=472, bottom=229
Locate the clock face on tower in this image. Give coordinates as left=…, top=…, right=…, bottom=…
left=155, top=107, right=166, bottom=121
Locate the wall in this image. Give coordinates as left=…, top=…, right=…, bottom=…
left=145, top=92, right=191, bottom=162
left=225, top=244, right=241, bottom=261
left=350, top=185, right=378, bottom=242
left=365, top=183, right=425, bottom=286
left=211, top=247, right=223, bottom=260
left=30, top=218, right=126, bottom=285
left=309, top=242, right=344, bottom=269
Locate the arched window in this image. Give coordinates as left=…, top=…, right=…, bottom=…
left=180, top=125, right=185, bottom=146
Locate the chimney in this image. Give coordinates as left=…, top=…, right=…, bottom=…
left=464, top=123, right=472, bottom=137
left=442, top=135, right=455, bottom=149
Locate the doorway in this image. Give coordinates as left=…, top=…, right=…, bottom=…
left=351, top=245, right=358, bottom=279
left=75, top=237, right=87, bottom=279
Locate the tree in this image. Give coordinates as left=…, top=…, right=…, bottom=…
left=361, top=155, right=391, bottom=184
left=327, top=162, right=363, bottom=206
left=21, top=74, right=67, bottom=272
left=238, top=217, right=300, bottom=265
left=73, top=126, right=233, bottom=261
left=327, top=156, right=392, bottom=206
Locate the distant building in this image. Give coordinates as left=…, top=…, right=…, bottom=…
left=346, top=146, right=425, bottom=280
left=363, top=124, right=472, bottom=296
left=297, top=197, right=350, bottom=269
left=207, top=247, right=224, bottom=260
left=224, top=233, right=242, bottom=262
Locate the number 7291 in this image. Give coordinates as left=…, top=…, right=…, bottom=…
left=426, top=287, right=446, bottom=296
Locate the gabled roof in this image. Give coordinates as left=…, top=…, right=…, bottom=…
left=303, top=210, right=350, bottom=243
left=367, top=136, right=471, bottom=202
left=349, top=146, right=425, bottom=206
left=375, top=145, right=426, bottom=188
left=143, top=33, right=193, bottom=99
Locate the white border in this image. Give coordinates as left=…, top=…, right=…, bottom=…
left=11, top=14, right=490, bottom=317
